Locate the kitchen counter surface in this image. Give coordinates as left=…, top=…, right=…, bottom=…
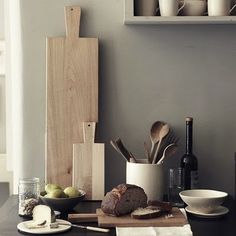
left=0, top=195, right=235, bottom=236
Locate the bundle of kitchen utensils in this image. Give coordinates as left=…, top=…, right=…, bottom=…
left=111, top=121, right=178, bottom=164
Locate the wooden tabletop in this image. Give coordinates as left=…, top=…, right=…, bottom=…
left=0, top=195, right=235, bottom=236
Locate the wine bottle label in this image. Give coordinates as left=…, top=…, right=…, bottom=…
left=191, top=170, right=198, bottom=189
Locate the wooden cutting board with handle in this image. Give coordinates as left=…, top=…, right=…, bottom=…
left=96, top=208, right=188, bottom=227
left=73, top=122, right=104, bottom=200
left=68, top=208, right=188, bottom=227
left=46, top=6, right=98, bottom=187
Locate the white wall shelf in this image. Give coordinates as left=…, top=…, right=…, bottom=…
left=124, top=0, right=236, bottom=25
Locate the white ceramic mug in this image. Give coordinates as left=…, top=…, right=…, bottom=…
left=159, top=0, right=185, bottom=16
left=126, top=159, right=164, bottom=201
left=135, top=0, right=158, bottom=16
left=208, top=0, right=236, bottom=16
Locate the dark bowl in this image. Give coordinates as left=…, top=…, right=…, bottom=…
left=39, top=190, right=86, bottom=212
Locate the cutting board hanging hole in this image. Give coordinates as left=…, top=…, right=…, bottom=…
left=83, top=122, right=95, bottom=143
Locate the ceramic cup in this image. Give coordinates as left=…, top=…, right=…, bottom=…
left=126, top=159, right=164, bottom=201
left=134, top=0, right=158, bottom=16
left=208, top=0, right=236, bottom=16
left=182, top=0, right=207, bottom=16
left=159, top=0, right=185, bottom=16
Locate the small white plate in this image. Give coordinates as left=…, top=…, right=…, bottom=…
left=17, top=219, right=71, bottom=234
left=185, top=205, right=229, bottom=218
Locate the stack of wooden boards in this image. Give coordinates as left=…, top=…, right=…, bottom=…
left=46, top=6, right=104, bottom=200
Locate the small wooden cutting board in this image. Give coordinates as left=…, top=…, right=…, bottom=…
left=73, top=122, right=104, bottom=200
left=96, top=208, right=188, bottom=228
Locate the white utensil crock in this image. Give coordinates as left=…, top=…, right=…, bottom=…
left=126, top=159, right=164, bottom=201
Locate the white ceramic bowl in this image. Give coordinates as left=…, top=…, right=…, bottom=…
left=179, top=189, right=228, bottom=214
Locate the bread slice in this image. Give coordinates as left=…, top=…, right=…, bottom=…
left=131, top=207, right=162, bottom=219
left=148, top=200, right=172, bottom=213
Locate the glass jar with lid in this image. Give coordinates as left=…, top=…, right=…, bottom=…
left=18, top=177, right=40, bottom=217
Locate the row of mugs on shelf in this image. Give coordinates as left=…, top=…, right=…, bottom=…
left=134, top=0, right=236, bottom=16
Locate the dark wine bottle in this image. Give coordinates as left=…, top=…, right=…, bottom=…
left=180, top=117, right=198, bottom=190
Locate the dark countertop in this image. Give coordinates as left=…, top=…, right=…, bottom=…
left=0, top=195, right=235, bottom=236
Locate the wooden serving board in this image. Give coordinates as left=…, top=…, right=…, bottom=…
left=72, top=122, right=104, bottom=200
left=46, top=6, right=98, bottom=187
left=96, top=208, right=188, bottom=228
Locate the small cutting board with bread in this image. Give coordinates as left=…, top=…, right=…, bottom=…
left=96, top=208, right=188, bottom=228
left=68, top=208, right=188, bottom=228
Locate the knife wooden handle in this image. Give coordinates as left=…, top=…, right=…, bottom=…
left=68, top=213, right=98, bottom=223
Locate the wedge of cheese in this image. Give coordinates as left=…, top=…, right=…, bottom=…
left=33, top=205, right=55, bottom=224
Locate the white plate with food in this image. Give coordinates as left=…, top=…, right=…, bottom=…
left=17, top=219, right=71, bottom=234
left=185, top=205, right=229, bottom=218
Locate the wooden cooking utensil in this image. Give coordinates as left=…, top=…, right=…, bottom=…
left=149, top=121, right=166, bottom=163
left=115, top=138, right=137, bottom=163
left=152, top=124, right=170, bottom=164
left=144, top=142, right=150, bottom=160
left=46, top=6, right=98, bottom=187
left=157, top=143, right=178, bottom=165
left=110, top=140, right=130, bottom=162
left=73, top=122, right=104, bottom=200
left=156, top=131, right=179, bottom=161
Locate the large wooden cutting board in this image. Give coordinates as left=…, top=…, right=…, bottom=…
left=46, top=6, right=98, bottom=187
left=96, top=208, right=188, bottom=228
left=72, top=122, right=104, bottom=200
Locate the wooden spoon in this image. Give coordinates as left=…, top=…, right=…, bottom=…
left=144, top=142, right=150, bottom=160
left=149, top=121, right=166, bottom=163
left=157, top=143, right=177, bottom=165
left=152, top=124, right=170, bottom=164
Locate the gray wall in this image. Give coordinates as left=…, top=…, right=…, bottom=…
left=20, top=0, right=236, bottom=197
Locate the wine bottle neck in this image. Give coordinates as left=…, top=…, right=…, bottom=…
left=186, top=120, right=193, bottom=154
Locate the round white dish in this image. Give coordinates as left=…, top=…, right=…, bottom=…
left=179, top=189, right=228, bottom=214
left=17, top=219, right=71, bottom=234
left=185, top=205, right=229, bottom=218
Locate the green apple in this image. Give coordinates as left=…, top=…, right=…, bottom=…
left=45, top=184, right=61, bottom=193
left=45, top=189, right=63, bottom=198
left=63, top=187, right=79, bottom=198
